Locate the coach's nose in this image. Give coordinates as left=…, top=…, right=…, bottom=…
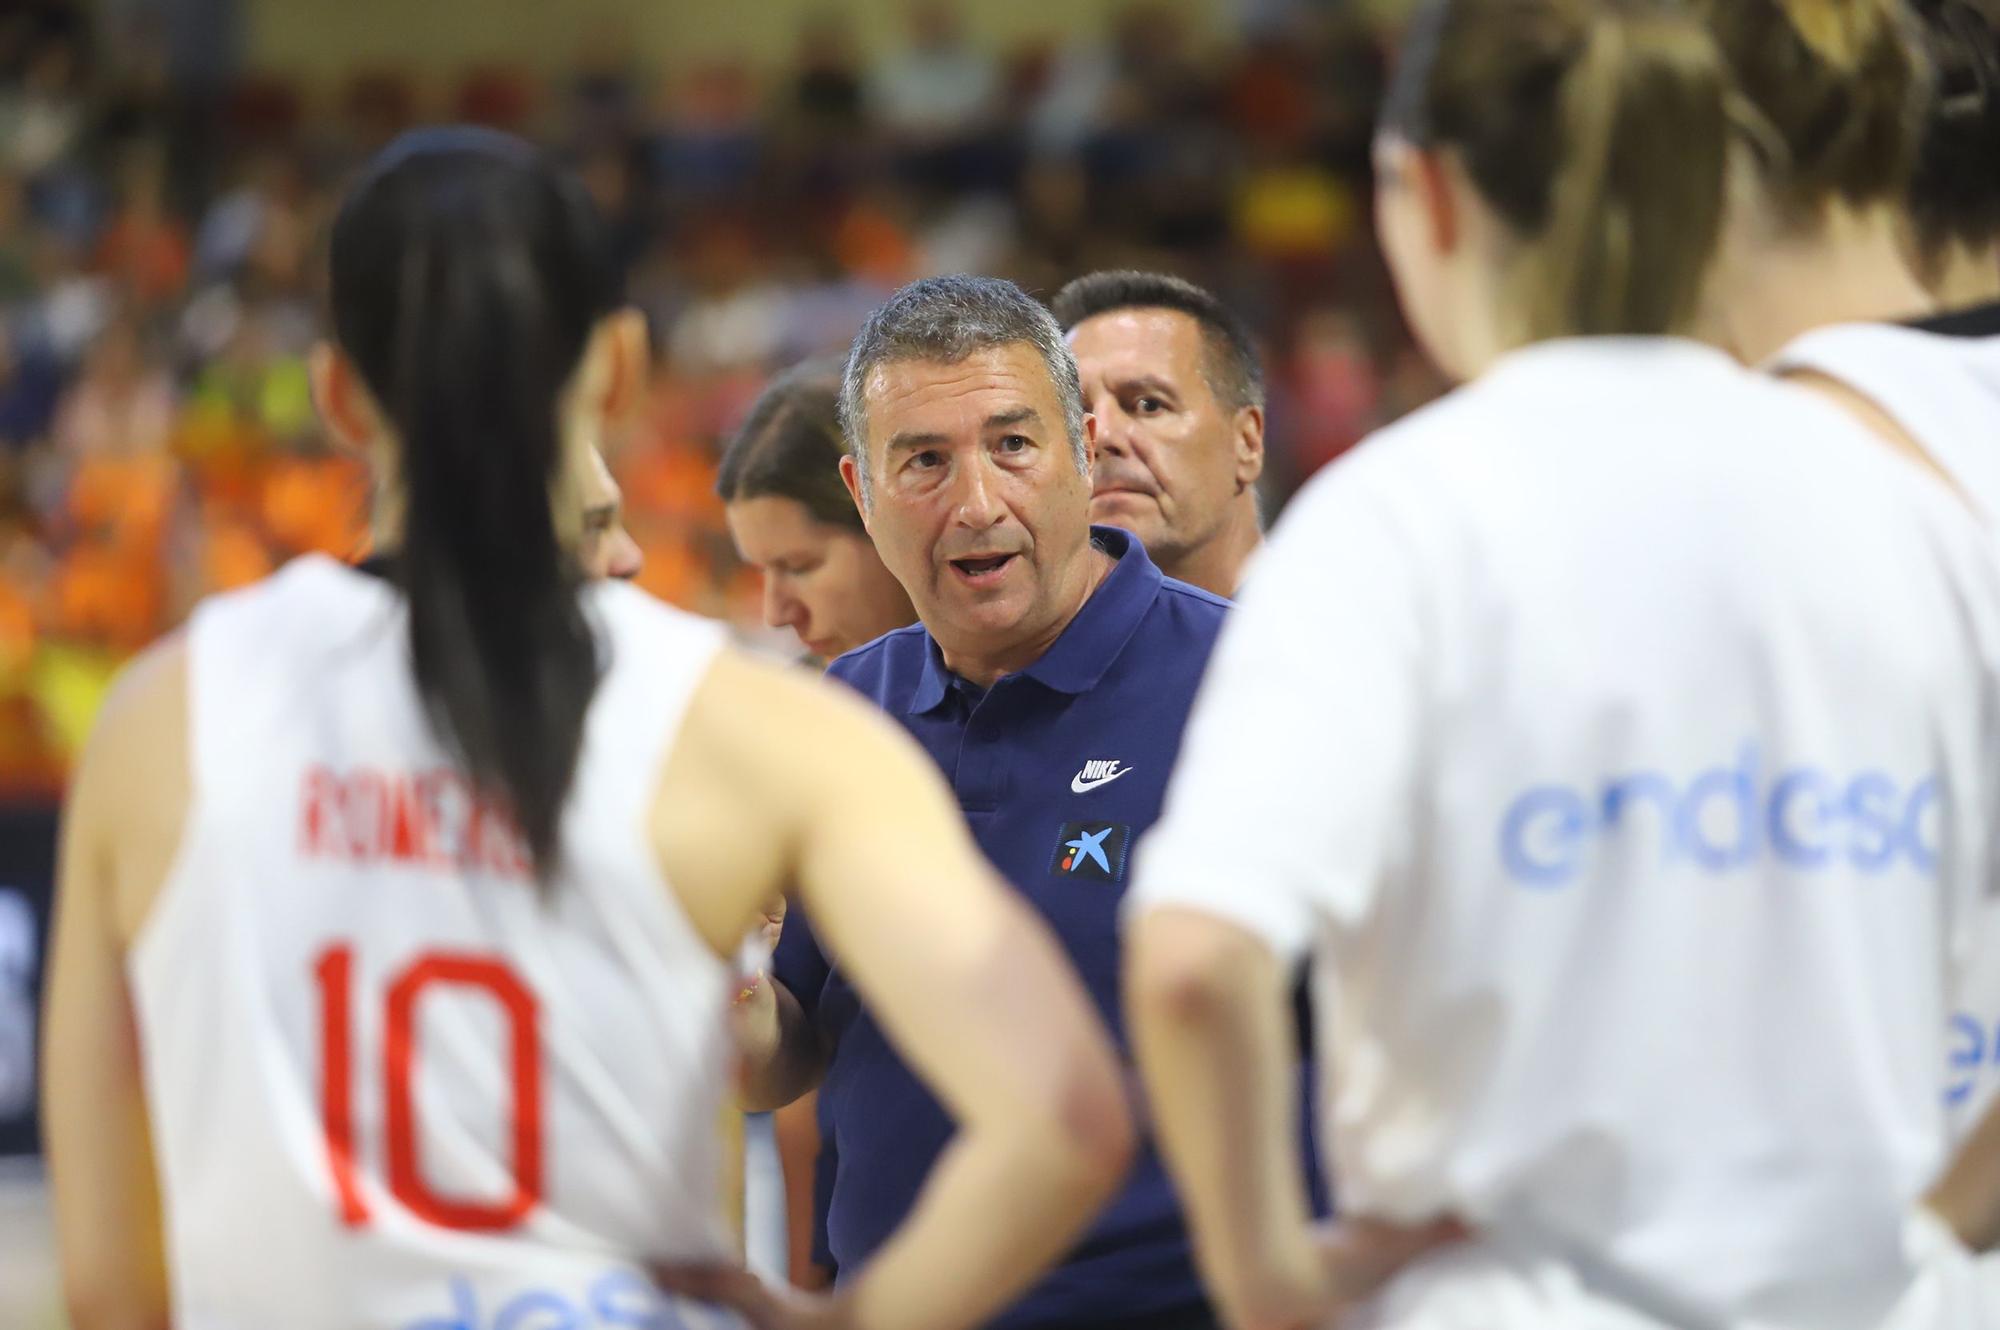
left=949, top=455, right=1007, bottom=533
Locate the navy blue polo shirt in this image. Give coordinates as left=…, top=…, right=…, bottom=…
left=774, top=527, right=1321, bottom=1328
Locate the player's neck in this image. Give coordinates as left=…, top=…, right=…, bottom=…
left=1707, top=204, right=1935, bottom=364
left=370, top=493, right=406, bottom=557
left=368, top=445, right=407, bottom=555
left=1927, top=246, right=2000, bottom=315
left=1163, top=503, right=1262, bottom=598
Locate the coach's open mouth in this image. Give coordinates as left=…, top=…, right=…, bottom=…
left=950, top=553, right=1019, bottom=585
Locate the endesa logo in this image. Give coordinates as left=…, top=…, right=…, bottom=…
left=1498, top=743, right=1940, bottom=887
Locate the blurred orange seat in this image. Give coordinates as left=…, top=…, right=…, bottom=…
left=261, top=454, right=368, bottom=559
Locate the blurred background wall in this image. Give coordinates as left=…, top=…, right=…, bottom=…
left=249, top=0, right=1226, bottom=79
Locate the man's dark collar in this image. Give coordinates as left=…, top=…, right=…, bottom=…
left=908, top=526, right=1161, bottom=713
left=1906, top=299, right=2000, bottom=339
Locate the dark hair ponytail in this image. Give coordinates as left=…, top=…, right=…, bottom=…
left=328, top=128, right=621, bottom=877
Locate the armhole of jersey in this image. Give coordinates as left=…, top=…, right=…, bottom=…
left=132, top=596, right=225, bottom=962
left=1771, top=335, right=1995, bottom=527
left=574, top=584, right=736, bottom=963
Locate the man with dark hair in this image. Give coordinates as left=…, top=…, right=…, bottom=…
left=1904, top=0, right=2000, bottom=328
left=724, top=274, right=1332, bottom=1330
left=1051, top=270, right=1266, bottom=597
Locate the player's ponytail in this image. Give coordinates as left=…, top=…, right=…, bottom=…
left=1903, top=0, right=2000, bottom=269
left=1694, top=0, right=1925, bottom=227
left=328, top=129, right=619, bottom=878
left=1383, top=0, right=1730, bottom=340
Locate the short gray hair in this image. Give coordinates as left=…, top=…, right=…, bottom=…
left=839, top=275, right=1088, bottom=506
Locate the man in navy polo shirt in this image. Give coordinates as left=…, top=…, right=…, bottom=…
left=731, top=274, right=1316, bottom=1330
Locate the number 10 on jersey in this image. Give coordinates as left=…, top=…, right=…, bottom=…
left=312, top=944, right=544, bottom=1231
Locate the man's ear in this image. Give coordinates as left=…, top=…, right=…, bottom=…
left=839, top=453, right=872, bottom=534
left=1233, top=404, right=1265, bottom=493
left=309, top=342, right=380, bottom=454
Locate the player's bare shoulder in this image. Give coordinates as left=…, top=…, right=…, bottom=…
left=70, top=631, right=191, bottom=944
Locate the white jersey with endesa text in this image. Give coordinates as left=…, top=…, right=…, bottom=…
left=1128, top=339, right=2000, bottom=1330
left=1769, top=316, right=2000, bottom=1311
left=129, top=555, right=745, bottom=1330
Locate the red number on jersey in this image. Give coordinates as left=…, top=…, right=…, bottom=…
left=312, top=944, right=544, bottom=1231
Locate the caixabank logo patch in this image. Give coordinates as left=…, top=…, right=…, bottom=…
left=1050, top=822, right=1132, bottom=884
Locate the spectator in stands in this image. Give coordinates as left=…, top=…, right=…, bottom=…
left=94, top=144, right=190, bottom=310
left=870, top=2, right=1000, bottom=139
left=870, top=2, right=1008, bottom=191
left=0, top=170, right=38, bottom=303
left=49, top=314, right=175, bottom=460
left=0, top=29, right=85, bottom=178
left=0, top=321, right=62, bottom=450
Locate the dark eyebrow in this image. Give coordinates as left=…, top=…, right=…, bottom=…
left=885, top=430, right=950, bottom=457
left=885, top=407, right=1045, bottom=455
left=986, top=406, right=1041, bottom=432
left=1110, top=374, right=1178, bottom=401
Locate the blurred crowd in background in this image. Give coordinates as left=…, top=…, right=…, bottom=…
left=0, top=0, right=1437, bottom=794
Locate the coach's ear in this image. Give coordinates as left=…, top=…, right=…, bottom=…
left=840, top=453, right=872, bottom=531
left=310, top=342, right=384, bottom=455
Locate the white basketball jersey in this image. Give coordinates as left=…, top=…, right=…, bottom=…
left=129, top=555, right=746, bottom=1330
left=1769, top=322, right=2000, bottom=522
left=1130, top=339, right=2000, bottom=1329
left=1771, top=320, right=2000, bottom=1315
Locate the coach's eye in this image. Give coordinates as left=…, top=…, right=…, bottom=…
left=998, top=435, right=1030, bottom=454
left=1135, top=396, right=1165, bottom=415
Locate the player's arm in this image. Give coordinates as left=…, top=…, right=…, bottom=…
left=1128, top=910, right=1329, bottom=1324
left=42, top=642, right=185, bottom=1330
left=1927, top=1097, right=2000, bottom=1251
left=1125, top=463, right=1456, bottom=1327
left=655, top=649, right=1133, bottom=1330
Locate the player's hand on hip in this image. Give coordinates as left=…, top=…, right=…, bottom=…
left=1317, top=1214, right=1468, bottom=1312
left=653, top=1261, right=855, bottom=1330
left=1225, top=1215, right=1465, bottom=1330
left=731, top=965, right=780, bottom=1052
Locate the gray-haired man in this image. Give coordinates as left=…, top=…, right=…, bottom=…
left=726, top=274, right=1323, bottom=1329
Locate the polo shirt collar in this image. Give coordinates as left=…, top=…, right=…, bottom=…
left=908, top=526, right=1162, bottom=713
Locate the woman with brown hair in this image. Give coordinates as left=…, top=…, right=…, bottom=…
left=719, top=361, right=915, bottom=663
left=1699, top=0, right=2000, bottom=514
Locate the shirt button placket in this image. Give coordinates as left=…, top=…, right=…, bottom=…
left=955, top=684, right=1013, bottom=814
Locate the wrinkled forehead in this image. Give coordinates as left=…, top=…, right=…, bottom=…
left=860, top=343, right=1062, bottom=455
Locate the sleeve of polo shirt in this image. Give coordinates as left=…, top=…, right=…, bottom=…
left=1127, top=456, right=1430, bottom=961
left=772, top=898, right=832, bottom=1019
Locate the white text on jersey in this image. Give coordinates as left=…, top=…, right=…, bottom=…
left=1072, top=759, right=1133, bottom=794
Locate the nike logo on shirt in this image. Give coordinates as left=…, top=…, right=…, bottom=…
left=1072, top=760, right=1132, bottom=793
